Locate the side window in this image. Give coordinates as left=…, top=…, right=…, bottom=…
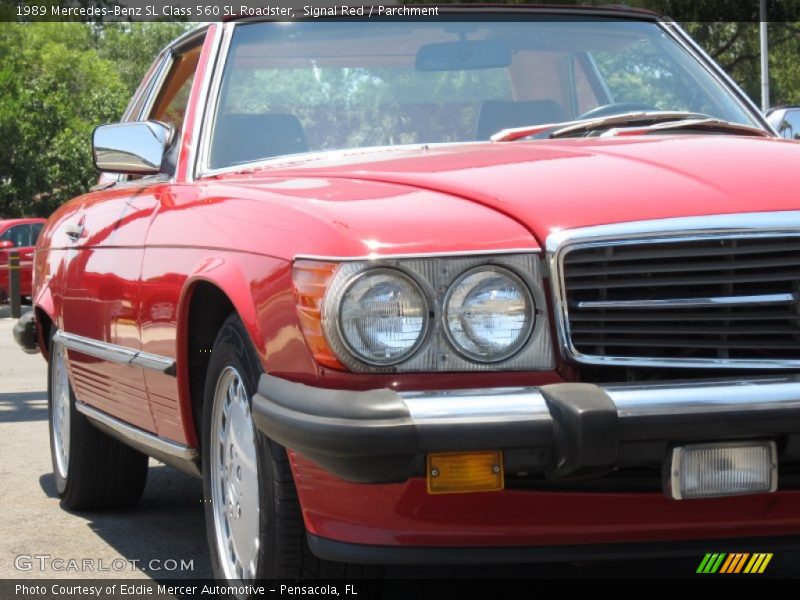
left=123, top=38, right=204, bottom=182
left=781, top=109, right=800, bottom=139
left=148, top=43, right=203, bottom=136
left=124, top=53, right=167, bottom=122
left=0, top=225, right=32, bottom=247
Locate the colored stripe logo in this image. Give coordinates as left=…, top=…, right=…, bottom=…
left=697, top=553, right=773, bottom=574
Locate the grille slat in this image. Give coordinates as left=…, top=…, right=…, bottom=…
left=567, top=254, right=800, bottom=277
left=569, top=311, right=800, bottom=322
left=566, top=269, right=800, bottom=290
left=571, top=325, right=795, bottom=335
left=564, top=240, right=800, bottom=264
left=562, top=236, right=800, bottom=364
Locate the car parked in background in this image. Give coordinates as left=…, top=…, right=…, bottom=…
left=766, top=106, right=800, bottom=139
left=0, top=218, right=46, bottom=303
left=14, top=6, right=800, bottom=583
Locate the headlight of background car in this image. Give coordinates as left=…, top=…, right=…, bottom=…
left=444, top=267, right=534, bottom=362
left=339, top=269, right=429, bottom=365
left=295, top=253, right=553, bottom=372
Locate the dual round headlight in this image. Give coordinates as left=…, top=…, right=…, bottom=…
left=336, top=266, right=534, bottom=366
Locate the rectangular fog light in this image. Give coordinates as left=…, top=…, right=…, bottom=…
left=427, top=451, right=504, bottom=495
left=667, top=441, right=777, bottom=500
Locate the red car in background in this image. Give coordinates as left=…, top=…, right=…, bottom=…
left=13, top=6, right=800, bottom=582
left=0, top=218, right=46, bottom=303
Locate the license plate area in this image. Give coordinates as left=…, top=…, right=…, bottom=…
left=666, top=441, right=778, bottom=500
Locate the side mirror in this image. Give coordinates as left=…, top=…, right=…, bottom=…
left=92, top=121, right=175, bottom=175
left=0, top=240, right=13, bottom=250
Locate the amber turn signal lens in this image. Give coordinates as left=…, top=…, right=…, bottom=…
left=427, top=451, right=504, bottom=494
left=292, top=260, right=344, bottom=370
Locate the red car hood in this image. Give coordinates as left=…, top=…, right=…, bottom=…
left=238, top=135, right=800, bottom=244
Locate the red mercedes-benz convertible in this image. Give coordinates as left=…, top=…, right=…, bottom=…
left=15, top=6, right=800, bottom=580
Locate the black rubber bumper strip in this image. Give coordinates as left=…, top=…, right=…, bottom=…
left=252, top=374, right=419, bottom=483
left=307, top=532, right=800, bottom=565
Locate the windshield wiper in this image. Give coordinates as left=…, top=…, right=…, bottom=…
left=490, top=111, right=769, bottom=142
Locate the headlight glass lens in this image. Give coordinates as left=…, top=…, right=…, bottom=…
left=445, top=267, right=534, bottom=362
left=339, top=269, right=428, bottom=365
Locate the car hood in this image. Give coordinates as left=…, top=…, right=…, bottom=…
left=230, top=135, right=800, bottom=244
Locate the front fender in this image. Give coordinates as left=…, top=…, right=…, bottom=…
left=174, top=252, right=318, bottom=446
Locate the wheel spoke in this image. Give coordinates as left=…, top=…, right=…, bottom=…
left=50, top=342, right=71, bottom=480
left=210, top=366, right=261, bottom=582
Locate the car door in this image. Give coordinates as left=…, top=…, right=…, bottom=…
left=57, top=52, right=176, bottom=432
left=0, top=223, right=35, bottom=298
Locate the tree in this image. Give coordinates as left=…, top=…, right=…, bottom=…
left=0, top=21, right=189, bottom=218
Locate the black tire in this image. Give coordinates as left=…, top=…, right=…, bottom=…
left=48, top=328, right=149, bottom=510
left=202, top=314, right=365, bottom=580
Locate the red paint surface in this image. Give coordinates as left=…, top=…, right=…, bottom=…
left=291, top=453, right=800, bottom=547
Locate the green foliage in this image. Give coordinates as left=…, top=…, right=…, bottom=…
left=4, top=3, right=800, bottom=218
left=0, top=21, right=189, bottom=218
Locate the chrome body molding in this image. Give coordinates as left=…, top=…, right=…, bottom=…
left=53, top=331, right=176, bottom=375
left=76, top=402, right=200, bottom=477
left=400, top=376, right=800, bottom=426
left=546, top=210, right=800, bottom=370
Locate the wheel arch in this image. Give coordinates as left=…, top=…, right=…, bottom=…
left=176, top=262, right=267, bottom=449
left=34, top=286, right=57, bottom=360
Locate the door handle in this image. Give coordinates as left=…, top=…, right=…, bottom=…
left=65, top=222, right=84, bottom=242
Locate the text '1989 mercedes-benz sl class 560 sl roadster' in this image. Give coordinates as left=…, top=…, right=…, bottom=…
left=13, top=5, right=800, bottom=581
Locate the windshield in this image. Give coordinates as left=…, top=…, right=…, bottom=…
left=207, top=19, right=758, bottom=170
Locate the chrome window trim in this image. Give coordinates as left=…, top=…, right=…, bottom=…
left=183, top=22, right=223, bottom=183
left=53, top=331, right=176, bottom=375
left=76, top=402, right=199, bottom=464
left=190, top=17, right=773, bottom=179
left=546, top=210, right=800, bottom=370
left=193, top=21, right=235, bottom=180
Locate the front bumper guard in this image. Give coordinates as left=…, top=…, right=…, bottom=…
left=252, top=374, right=800, bottom=484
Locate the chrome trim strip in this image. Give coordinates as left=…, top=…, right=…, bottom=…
left=53, top=331, right=176, bottom=375
left=547, top=211, right=800, bottom=370
left=76, top=402, right=198, bottom=462
left=403, top=387, right=550, bottom=423
left=401, top=376, right=800, bottom=425
left=294, top=248, right=541, bottom=262
left=576, top=293, right=795, bottom=310
left=185, top=23, right=222, bottom=183
left=194, top=21, right=234, bottom=180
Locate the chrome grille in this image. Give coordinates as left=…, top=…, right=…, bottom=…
left=557, top=235, right=800, bottom=368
